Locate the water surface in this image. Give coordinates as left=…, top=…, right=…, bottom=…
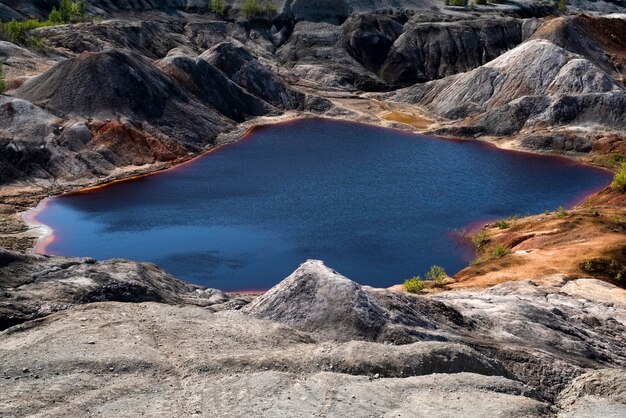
left=35, top=119, right=612, bottom=290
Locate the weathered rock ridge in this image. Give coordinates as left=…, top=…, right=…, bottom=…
left=386, top=33, right=626, bottom=153
left=1, top=257, right=625, bottom=416
left=0, top=248, right=242, bottom=330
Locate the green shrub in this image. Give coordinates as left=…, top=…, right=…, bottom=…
left=612, top=163, right=626, bottom=193
left=616, top=272, right=622, bottom=282
left=404, top=276, right=424, bottom=294
left=555, top=206, right=568, bottom=218
left=475, top=0, right=487, bottom=4
left=492, top=244, right=512, bottom=258
left=556, top=0, right=567, bottom=13
left=242, top=0, right=260, bottom=17
left=494, top=220, right=510, bottom=229
left=48, top=8, right=63, bottom=24
left=425, top=265, right=447, bottom=287
left=471, top=229, right=489, bottom=251
left=0, top=19, right=52, bottom=45
left=49, top=0, right=86, bottom=24
left=210, top=0, right=225, bottom=14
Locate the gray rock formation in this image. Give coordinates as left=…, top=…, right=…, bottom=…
left=13, top=48, right=224, bottom=149
left=0, top=302, right=551, bottom=417
left=247, top=261, right=626, bottom=400
left=1, top=257, right=625, bottom=416
left=0, top=248, right=237, bottom=330
left=244, top=260, right=467, bottom=343
left=557, top=369, right=626, bottom=417
left=277, top=20, right=390, bottom=91
left=380, top=17, right=531, bottom=86
left=387, top=39, right=626, bottom=151
left=202, top=41, right=334, bottom=111
left=156, top=54, right=277, bottom=122
left=35, top=18, right=192, bottom=59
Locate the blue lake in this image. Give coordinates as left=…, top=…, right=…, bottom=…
left=34, top=119, right=612, bottom=291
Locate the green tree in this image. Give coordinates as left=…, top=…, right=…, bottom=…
left=54, top=0, right=86, bottom=23
left=59, top=0, right=73, bottom=23
left=70, top=0, right=87, bottom=21
left=48, top=7, right=63, bottom=24
left=556, top=0, right=567, bottom=12
left=210, top=0, right=225, bottom=14
left=425, top=265, right=447, bottom=287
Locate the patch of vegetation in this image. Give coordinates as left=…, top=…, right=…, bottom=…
left=0, top=1, right=87, bottom=46
left=471, top=229, right=489, bottom=251
left=579, top=258, right=625, bottom=284
left=555, top=206, right=568, bottom=218
left=491, top=243, right=512, bottom=258
left=0, top=19, right=52, bottom=45
left=425, top=265, right=447, bottom=287
left=556, top=0, right=568, bottom=13
left=242, top=0, right=276, bottom=18
left=612, top=162, right=626, bottom=193
left=494, top=220, right=510, bottom=229
left=49, top=0, right=87, bottom=24
left=593, top=154, right=625, bottom=169
left=404, top=276, right=424, bottom=294
left=242, top=0, right=260, bottom=17
left=607, top=214, right=626, bottom=233
left=210, top=0, right=226, bottom=14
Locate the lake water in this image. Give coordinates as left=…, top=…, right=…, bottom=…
left=33, top=119, right=612, bottom=291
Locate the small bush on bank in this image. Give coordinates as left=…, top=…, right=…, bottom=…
left=492, top=244, right=512, bottom=258
left=471, top=229, right=489, bottom=251
left=404, top=276, right=424, bottom=294
left=494, top=220, right=510, bottom=229
left=555, top=206, right=568, bottom=218
left=425, top=265, right=447, bottom=287
left=612, top=163, right=626, bottom=193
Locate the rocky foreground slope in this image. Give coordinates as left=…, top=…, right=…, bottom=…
left=1, top=257, right=626, bottom=416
